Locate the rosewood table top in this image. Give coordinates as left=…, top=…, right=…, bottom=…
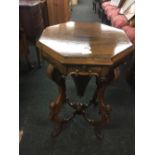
left=37, top=21, right=133, bottom=67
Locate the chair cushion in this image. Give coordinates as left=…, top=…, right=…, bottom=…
left=106, top=8, right=120, bottom=20
left=104, top=5, right=117, bottom=14
left=122, top=26, right=135, bottom=43
left=102, top=1, right=111, bottom=9
left=104, top=4, right=116, bottom=11
left=111, top=15, right=128, bottom=28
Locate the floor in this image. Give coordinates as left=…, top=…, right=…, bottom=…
left=19, top=0, right=135, bottom=155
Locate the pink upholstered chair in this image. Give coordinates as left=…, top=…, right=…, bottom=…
left=111, top=15, right=128, bottom=28
left=111, top=1, right=135, bottom=28
left=102, top=0, right=125, bottom=10
left=122, top=25, right=135, bottom=43
left=101, top=0, right=126, bottom=22
left=101, top=1, right=111, bottom=9
left=104, top=5, right=117, bottom=15
left=106, top=8, right=120, bottom=20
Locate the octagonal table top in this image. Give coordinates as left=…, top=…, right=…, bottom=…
left=37, top=21, right=134, bottom=66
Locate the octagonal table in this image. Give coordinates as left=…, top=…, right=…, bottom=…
left=37, top=21, right=134, bottom=139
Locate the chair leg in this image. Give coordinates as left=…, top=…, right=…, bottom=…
left=19, top=30, right=34, bottom=70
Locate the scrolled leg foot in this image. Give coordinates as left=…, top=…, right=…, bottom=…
left=94, top=124, right=104, bottom=141
left=51, top=123, right=63, bottom=137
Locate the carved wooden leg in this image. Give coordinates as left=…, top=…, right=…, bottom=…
left=93, top=70, right=114, bottom=140
left=93, top=84, right=109, bottom=140
left=90, top=76, right=100, bottom=106
left=47, top=64, right=66, bottom=136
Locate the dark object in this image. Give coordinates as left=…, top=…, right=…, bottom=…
left=126, top=56, right=135, bottom=89
left=19, top=0, right=49, bottom=68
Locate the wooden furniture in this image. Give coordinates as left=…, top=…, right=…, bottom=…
left=47, top=0, right=71, bottom=25
left=71, top=0, right=78, bottom=5
left=19, top=0, right=49, bottom=68
left=37, top=21, right=134, bottom=139
left=19, top=28, right=33, bottom=69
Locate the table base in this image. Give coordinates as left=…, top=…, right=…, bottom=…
left=47, top=64, right=114, bottom=140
